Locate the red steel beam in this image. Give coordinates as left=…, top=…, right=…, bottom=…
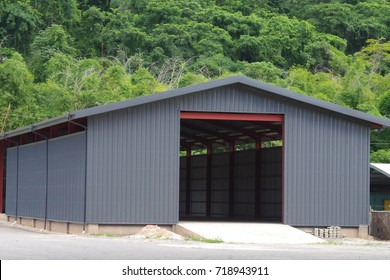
left=281, top=121, right=285, bottom=224
left=181, top=131, right=225, bottom=147
left=181, top=112, right=283, bottom=122
left=68, top=122, right=77, bottom=134
left=206, top=120, right=258, bottom=139
left=242, top=121, right=282, bottom=134
left=50, top=126, right=59, bottom=138
left=206, top=120, right=280, bottom=141
left=180, top=142, right=204, bottom=150
left=181, top=122, right=233, bottom=143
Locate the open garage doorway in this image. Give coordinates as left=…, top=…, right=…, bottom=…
left=179, top=112, right=284, bottom=223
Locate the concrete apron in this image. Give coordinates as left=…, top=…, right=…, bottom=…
left=177, top=222, right=325, bottom=244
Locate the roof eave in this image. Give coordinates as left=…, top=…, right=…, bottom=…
left=1, top=75, right=390, bottom=140
left=370, top=163, right=390, bottom=178
left=0, top=114, right=69, bottom=140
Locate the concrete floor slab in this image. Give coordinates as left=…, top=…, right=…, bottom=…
left=178, top=222, right=325, bottom=244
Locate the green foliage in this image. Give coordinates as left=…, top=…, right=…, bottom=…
left=358, top=39, right=390, bottom=75
left=379, top=91, right=390, bottom=118
left=257, top=15, right=316, bottom=68
left=30, top=25, right=77, bottom=81
left=241, top=61, right=283, bottom=83
left=191, top=54, right=238, bottom=77
left=178, top=73, right=208, bottom=87
left=0, top=1, right=40, bottom=54
left=73, top=6, right=108, bottom=57
left=281, top=1, right=390, bottom=53
left=0, top=51, right=40, bottom=130
left=1, top=0, right=390, bottom=161
left=371, top=149, right=390, bottom=163
left=30, top=0, right=81, bottom=28
left=33, top=81, right=74, bottom=119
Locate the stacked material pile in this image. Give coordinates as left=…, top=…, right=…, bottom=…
left=313, top=226, right=343, bottom=239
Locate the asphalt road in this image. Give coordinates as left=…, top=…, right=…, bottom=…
left=1, top=221, right=390, bottom=260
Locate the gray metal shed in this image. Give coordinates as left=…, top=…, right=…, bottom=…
left=1, top=76, right=390, bottom=232
left=370, top=163, right=390, bottom=211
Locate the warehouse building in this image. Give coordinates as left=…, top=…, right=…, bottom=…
left=370, top=164, right=390, bottom=211
left=1, top=76, right=389, bottom=236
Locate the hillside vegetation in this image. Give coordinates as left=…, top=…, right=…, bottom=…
left=1, top=0, right=390, bottom=159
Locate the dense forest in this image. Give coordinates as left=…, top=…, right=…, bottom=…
left=1, top=0, right=390, bottom=160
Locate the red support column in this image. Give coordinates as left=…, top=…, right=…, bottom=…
left=0, top=141, right=4, bottom=213
left=185, top=147, right=192, bottom=216
left=20, top=135, right=27, bottom=145
left=68, top=122, right=77, bottom=134
left=255, top=136, right=262, bottom=219
left=50, top=126, right=59, bottom=138
left=229, top=140, right=235, bottom=218
left=281, top=121, right=285, bottom=224
left=206, top=143, right=212, bottom=217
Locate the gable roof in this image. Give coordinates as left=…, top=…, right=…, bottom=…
left=2, top=75, right=390, bottom=139
left=370, top=163, right=390, bottom=178
left=370, top=163, right=390, bottom=189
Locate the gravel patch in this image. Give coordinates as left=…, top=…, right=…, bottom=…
left=128, top=225, right=184, bottom=240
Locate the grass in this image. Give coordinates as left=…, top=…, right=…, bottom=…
left=323, top=239, right=343, bottom=245
left=90, top=233, right=118, bottom=237
left=187, top=236, right=224, bottom=243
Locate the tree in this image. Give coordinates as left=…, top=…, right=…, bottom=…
left=130, top=68, right=165, bottom=97
left=178, top=73, right=208, bottom=87
left=73, top=6, right=107, bottom=57
left=33, top=81, right=74, bottom=119
left=215, top=0, right=269, bottom=15
left=234, top=35, right=262, bottom=62
left=30, top=0, right=81, bottom=28
left=190, top=54, right=238, bottom=77
left=0, top=51, right=39, bottom=130
left=30, top=25, right=77, bottom=81
left=286, top=2, right=390, bottom=53
left=371, top=149, right=390, bottom=163
left=302, top=33, right=349, bottom=74
left=101, top=9, right=151, bottom=57
left=358, top=38, right=390, bottom=75
left=0, top=1, right=40, bottom=54
left=257, top=15, right=316, bottom=68
left=379, top=91, right=390, bottom=118
left=240, top=61, right=283, bottom=83
left=78, top=0, right=111, bottom=11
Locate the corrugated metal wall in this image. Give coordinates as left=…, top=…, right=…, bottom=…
left=87, top=85, right=370, bottom=226
left=47, top=133, right=86, bottom=222
left=211, top=152, right=229, bottom=217
left=179, top=148, right=282, bottom=220
left=5, top=133, right=86, bottom=222
left=86, top=104, right=179, bottom=224
left=5, top=146, right=18, bottom=216
left=15, top=142, right=46, bottom=219
left=284, top=108, right=370, bottom=226
left=259, top=147, right=282, bottom=220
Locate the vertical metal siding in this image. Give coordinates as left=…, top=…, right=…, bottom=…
left=5, top=147, right=18, bottom=216
left=283, top=107, right=370, bottom=226
left=47, top=132, right=86, bottom=222
left=87, top=85, right=370, bottom=226
left=86, top=102, right=179, bottom=224
left=5, top=134, right=86, bottom=222
left=16, top=142, right=47, bottom=219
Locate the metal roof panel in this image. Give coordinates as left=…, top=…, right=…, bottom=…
left=2, top=75, right=390, bottom=139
